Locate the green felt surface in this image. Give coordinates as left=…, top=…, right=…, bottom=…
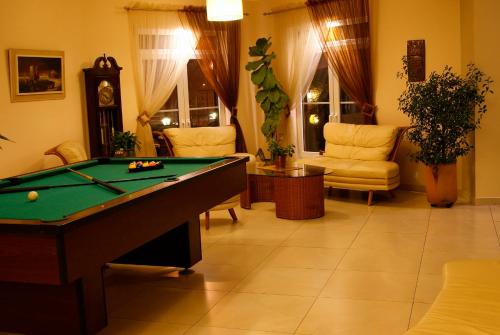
left=0, top=157, right=225, bottom=222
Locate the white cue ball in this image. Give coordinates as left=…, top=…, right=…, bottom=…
left=28, top=191, right=39, bottom=202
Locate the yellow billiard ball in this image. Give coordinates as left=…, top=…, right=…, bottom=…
left=28, top=191, right=39, bottom=202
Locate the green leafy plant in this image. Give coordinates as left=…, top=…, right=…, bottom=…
left=267, top=138, right=295, bottom=158
left=245, top=37, right=289, bottom=142
left=111, top=131, right=141, bottom=154
left=397, top=57, right=493, bottom=166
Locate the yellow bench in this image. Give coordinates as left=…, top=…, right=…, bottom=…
left=405, top=260, right=500, bottom=334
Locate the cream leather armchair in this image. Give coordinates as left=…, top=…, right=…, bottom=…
left=162, top=126, right=255, bottom=229
left=299, top=123, right=407, bottom=205
left=45, top=141, right=88, bottom=165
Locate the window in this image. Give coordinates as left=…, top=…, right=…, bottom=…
left=299, top=54, right=361, bottom=154
left=150, top=59, right=223, bottom=131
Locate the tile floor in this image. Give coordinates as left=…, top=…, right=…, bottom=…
left=6, top=191, right=500, bottom=335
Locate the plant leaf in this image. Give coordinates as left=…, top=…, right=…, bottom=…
left=255, top=90, right=268, bottom=103
left=262, top=70, right=277, bottom=90
left=245, top=60, right=263, bottom=71
left=260, top=98, right=271, bottom=112
left=251, top=66, right=267, bottom=85
left=268, top=89, right=280, bottom=103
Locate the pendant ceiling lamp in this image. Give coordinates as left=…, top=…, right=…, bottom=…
left=207, top=0, right=243, bottom=21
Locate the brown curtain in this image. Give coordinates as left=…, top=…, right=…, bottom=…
left=306, top=0, right=376, bottom=124
left=182, top=7, right=247, bottom=152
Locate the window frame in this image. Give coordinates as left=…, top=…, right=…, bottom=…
left=298, top=55, right=341, bottom=157
left=152, top=59, right=226, bottom=130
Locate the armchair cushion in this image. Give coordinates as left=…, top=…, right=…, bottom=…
left=164, top=126, right=236, bottom=157
left=324, top=123, right=399, bottom=161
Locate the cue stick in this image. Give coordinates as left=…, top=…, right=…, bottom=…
left=0, top=175, right=178, bottom=194
left=67, top=168, right=126, bottom=194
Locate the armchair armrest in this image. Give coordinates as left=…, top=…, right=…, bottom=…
left=388, top=126, right=411, bottom=161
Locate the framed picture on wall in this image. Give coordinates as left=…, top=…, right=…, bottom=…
left=8, top=49, right=65, bottom=102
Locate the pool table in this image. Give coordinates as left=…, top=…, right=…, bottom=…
left=0, top=156, right=247, bottom=335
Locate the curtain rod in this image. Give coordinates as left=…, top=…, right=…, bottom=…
left=262, top=5, right=306, bottom=16
left=124, top=6, right=249, bottom=16
left=124, top=6, right=182, bottom=12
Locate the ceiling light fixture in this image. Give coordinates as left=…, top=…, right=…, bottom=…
left=207, top=0, right=243, bottom=21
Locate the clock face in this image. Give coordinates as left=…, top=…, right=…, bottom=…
left=98, top=80, right=114, bottom=106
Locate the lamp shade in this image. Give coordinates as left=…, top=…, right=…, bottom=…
left=207, top=0, right=243, bottom=21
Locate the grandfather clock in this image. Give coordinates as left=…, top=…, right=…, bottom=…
left=83, top=55, right=123, bottom=157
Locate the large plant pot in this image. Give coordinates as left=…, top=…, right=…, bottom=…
left=423, top=162, right=457, bottom=207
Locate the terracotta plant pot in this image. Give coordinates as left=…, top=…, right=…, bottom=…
left=423, top=162, right=457, bottom=207
left=274, top=155, right=287, bottom=169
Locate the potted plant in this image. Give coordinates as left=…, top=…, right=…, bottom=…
left=398, top=58, right=493, bottom=207
left=246, top=37, right=293, bottom=166
left=111, top=131, right=140, bottom=157
left=268, top=138, right=295, bottom=168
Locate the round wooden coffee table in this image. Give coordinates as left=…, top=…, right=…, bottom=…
left=241, top=164, right=330, bottom=220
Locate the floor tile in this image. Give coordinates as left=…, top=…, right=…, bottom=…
left=320, top=271, right=417, bottom=302
left=97, top=319, right=188, bottom=335
left=427, top=219, right=497, bottom=237
left=157, top=262, right=253, bottom=292
left=491, top=205, right=500, bottom=222
left=424, top=234, right=500, bottom=252
left=408, top=303, right=432, bottom=329
left=283, top=228, right=358, bottom=249
left=420, top=248, right=500, bottom=274
left=296, top=298, right=412, bottom=335
left=338, top=248, right=422, bottom=274
left=234, top=266, right=332, bottom=296
left=362, top=215, right=428, bottom=234
left=201, top=244, right=275, bottom=268
left=215, top=227, right=296, bottom=246
left=351, top=232, right=425, bottom=253
left=264, top=246, right=346, bottom=270
left=185, top=327, right=291, bottom=335
left=111, top=287, right=226, bottom=325
left=414, top=274, right=442, bottom=303
left=197, top=292, right=314, bottom=333
left=429, top=205, right=493, bottom=223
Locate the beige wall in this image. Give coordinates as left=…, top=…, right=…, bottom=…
left=0, top=0, right=138, bottom=178
left=467, top=0, right=500, bottom=202
left=371, top=0, right=462, bottom=192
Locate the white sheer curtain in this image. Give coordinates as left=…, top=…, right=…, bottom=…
left=128, top=10, right=195, bottom=156
left=273, top=9, right=322, bottom=148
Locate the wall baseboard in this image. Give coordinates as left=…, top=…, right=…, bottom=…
left=399, top=183, right=425, bottom=193
left=474, top=198, right=500, bottom=205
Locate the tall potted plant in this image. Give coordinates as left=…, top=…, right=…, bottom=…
left=245, top=37, right=292, bottom=165
left=398, top=58, right=493, bottom=207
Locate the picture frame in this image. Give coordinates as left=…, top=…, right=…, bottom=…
left=8, top=49, right=65, bottom=102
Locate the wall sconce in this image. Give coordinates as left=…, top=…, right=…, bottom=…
left=207, top=0, right=243, bottom=21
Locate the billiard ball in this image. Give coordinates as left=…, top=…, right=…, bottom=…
left=28, top=191, right=39, bottom=202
